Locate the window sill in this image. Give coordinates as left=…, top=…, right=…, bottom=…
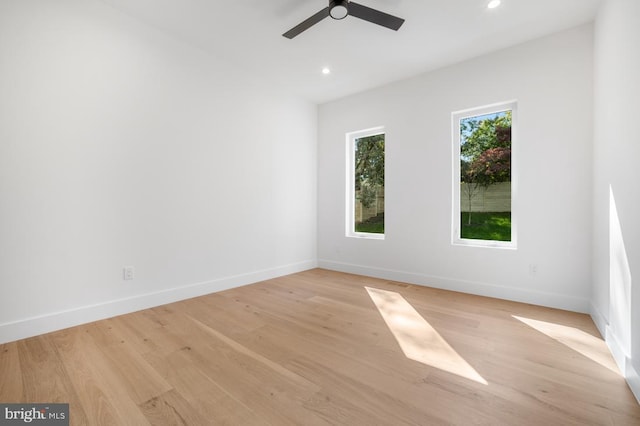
left=348, top=232, right=385, bottom=240
left=452, top=238, right=516, bottom=249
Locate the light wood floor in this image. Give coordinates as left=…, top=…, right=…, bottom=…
left=1, top=269, right=639, bottom=425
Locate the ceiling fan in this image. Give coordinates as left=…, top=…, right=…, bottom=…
left=283, top=0, right=405, bottom=39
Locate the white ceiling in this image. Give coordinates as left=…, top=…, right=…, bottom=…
left=101, top=0, right=601, bottom=104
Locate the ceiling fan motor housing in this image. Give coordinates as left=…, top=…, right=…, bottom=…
left=330, top=0, right=349, bottom=20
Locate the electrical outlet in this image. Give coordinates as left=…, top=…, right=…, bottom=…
left=123, top=266, right=135, bottom=281
left=529, top=264, right=538, bottom=276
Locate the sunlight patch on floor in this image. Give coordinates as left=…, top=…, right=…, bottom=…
left=366, top=287, right=487, bottom=385
left=512, top=315, right=620, bottom=375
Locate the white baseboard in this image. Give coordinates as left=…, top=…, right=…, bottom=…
left=589, top=301, right=608, bottom=338
left=318, top=259, right=590, bottom=313
left=0, top=260, right=317, bottom=345
left=605, top=325, right=629, bottom=374
left=605, top=326, right=640, bottom=404
left=589, top=302, right=640, bottom=405
left=627, top=362, right=640, bottom=404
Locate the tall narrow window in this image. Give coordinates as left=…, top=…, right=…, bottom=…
left=347, top=127, right=385, bottom=239
left=452, top=102, right=516, bottom=248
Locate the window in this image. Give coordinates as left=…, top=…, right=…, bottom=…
left=452, top=101, right=516, bottom=248
left=347, top=127, right=385, bottom=239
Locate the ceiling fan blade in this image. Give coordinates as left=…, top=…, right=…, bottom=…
left=283, top=7, right=330, bottom=39
left=348, top=2, right=404, bottom=31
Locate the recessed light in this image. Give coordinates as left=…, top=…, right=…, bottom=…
left=322, top=67, right=331, bottom=75
left=488, top=0, right=501, bottom=9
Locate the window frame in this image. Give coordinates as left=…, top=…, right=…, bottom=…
left=346, top=126, right=386, bottom=240
left=451, top=101, right=517, bottom=249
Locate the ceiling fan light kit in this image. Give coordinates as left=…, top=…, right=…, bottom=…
left=329, top=1, right=349, bottom=20
left=283, top=0, right=405, bottom=39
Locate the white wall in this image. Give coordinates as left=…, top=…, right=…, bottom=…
left=0, top=0, right=317, bottom=343
left=318, top=25, right=594, bottom=312
left=591, top=0, right=640, bottom=402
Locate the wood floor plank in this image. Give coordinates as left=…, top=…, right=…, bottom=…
left=50, top=327, right=130, bottom=426
left=243, top=321, right=488, bottom=424
left=107, top=308, right=188, bottom=357
left=287, top=354, right=453, bottom=425
left=180, top=295, right=266, bottom=335
left=188, top=315, right=318, bottom=390
left=0, top=342, right=22, bottom=402
left=1, top=268, right=638, bottom=425
left=142, top=345, right=271, bottom=425
left=16, top=335, right=90, bottom=425
left=50, top=326, right=151, bottom=426
left=87, top=329, right=173, bottom=405
left=139, top=389, right=211, bottom=426
left=158, top=315, right=328, bottom=425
